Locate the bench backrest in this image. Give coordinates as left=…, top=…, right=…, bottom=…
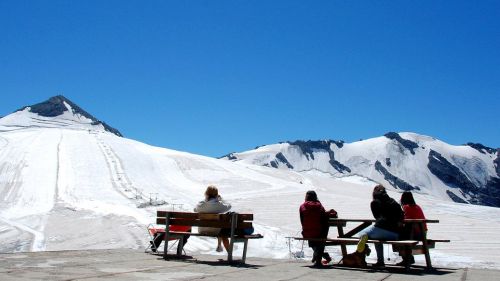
left=156, top=211, right=254, bottom=230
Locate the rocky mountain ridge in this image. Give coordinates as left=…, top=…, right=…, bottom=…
left=223, top=132, right=500, bottom=207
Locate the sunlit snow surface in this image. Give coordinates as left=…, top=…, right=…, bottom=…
left=1, top=127, right=499, bottom=269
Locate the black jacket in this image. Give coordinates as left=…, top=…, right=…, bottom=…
left=371, top=192, right=404, bottom=233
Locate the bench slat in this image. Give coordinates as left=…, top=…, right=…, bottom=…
left=157, top=211, right=254, bottom=221
left=427, top=239, right=450, bottom=243
left=156, top=218, right=253, bottom=229
left=293, top=237, right=418, bottom=246
left=167, top=231, right=263, bottom=239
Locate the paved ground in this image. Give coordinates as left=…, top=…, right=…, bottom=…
left=0, top=249, right=498, bottom=281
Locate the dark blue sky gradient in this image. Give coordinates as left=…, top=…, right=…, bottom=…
left=1, top=1, right=499, bottom=157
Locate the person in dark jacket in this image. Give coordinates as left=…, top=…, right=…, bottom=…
left=357, top=185, right=403, bottom=268
left=300, top=190, right=337, bottom=267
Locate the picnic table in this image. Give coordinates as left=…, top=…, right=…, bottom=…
left=295, top=218, right=450, bottom=269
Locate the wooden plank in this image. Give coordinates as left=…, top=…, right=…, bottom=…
left=342, top=221, right=372, bottom=238
left=157, top=211, right=199, bottom=218
left=293, top=237, right=418, bottom=246
left=404, top=219, right=439, bottom=223
left=167, top=232, right=262, bottom=239
left=330, top=219, right=375, bottom=223
left=330, top=218, right=440, bottom=224
left=327, top=220, right=346, bottom=227
left=156, top=218, right=253, bottom=228
left=198, top=213, right=222, bottom=220
left=157, top=211, right=254, bottom=220
left=333, top=238, right=419, bottom=246
left=427, top=239, right=450, bottom=243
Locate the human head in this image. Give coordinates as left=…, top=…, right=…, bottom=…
left=400, top=191, right=416, bottom=205
left=305, top=190, right=318, bottom=202
left=205, top=185, right=219, bottom=200
left=372, top=184, right=387, bottom=199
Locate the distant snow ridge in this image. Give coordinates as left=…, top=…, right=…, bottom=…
left=222, top=132, right=500, bottom=208
left=0, top=95, right=122, bottom=136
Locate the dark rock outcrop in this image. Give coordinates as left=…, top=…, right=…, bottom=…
left=495, top=149, right=500, bottom=177
left=427, top=150, right=476, bottom=190
left=18, top=95, right=122, bottom=137
left=428, top=150, right=500, bottom=207
left=273, top=152, right=294, bottom=169
left=466, top=143, right=497, bottom=154
left=287, top=140, right=349, bottom=173
left=221, top=153, right=238, bottom=160
left=384, top=132, right=419, bottom=155
left=288, top=140, right=344, bottom=160
left=480, top=177, right=500, bottom=207
left=446, top=190, right=468, bottom=204
left=374, top=161, right=419, bottom=191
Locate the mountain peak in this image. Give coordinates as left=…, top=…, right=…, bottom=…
left=1, top=95, right=122, bottom=136
left=22, top=95, right=82, bottom=117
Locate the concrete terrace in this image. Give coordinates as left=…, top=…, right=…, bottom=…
left=0, top=249, right=497, bottom=281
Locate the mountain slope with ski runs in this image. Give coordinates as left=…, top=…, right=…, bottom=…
left=1, top=96, right=500, bottom=269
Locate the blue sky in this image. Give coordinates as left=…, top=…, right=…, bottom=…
left=1, top=1, right=499, bottom=157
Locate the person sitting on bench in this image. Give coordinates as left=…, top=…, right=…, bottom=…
left=356, top=185, right=404, bottom=268
left=398, top=191, right=427, bottom=266
left=299, top=190, right=337, bottom=267
left=193, top=185, right=232, bottom=252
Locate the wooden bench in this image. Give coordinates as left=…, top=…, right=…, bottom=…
left=156, top=211, right=263, bottom=263
left=294, top=218, right=450, bottom=269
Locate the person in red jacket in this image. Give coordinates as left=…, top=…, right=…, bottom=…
left=300, top=190, right=337, bottom=267
left=398, top=191, right=427, bottom=266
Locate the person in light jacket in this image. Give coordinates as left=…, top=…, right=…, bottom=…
left=194, top=185, right=232, bottom=252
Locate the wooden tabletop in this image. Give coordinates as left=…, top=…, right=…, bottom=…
left=329, top=218, right=440, bottom=223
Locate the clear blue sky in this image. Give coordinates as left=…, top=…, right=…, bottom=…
left=1, top=1, right=499, bottom=157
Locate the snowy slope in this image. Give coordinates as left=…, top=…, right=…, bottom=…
left=1, top=97, right=500, bottom=270
left=223, top=133, right=500, bottom=207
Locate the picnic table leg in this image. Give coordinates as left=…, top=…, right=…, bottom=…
left=419, top=222, right=433, bottom=270
left=337, top=225, right=348, bottom=257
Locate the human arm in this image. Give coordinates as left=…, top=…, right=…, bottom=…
left=193, top=200, right=205, bottom=212
left=370, top=200, right=381, bottom=219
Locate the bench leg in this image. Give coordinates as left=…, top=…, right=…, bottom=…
left=176, top=237, right=184, bottom=257
left=163, top=235, right=168, bottom=259
left=337, top=225, right=348, bottom=258
left=242, top=239, right=248, bottom=264
left=423, top=247, right=432, bottom=269
left=228, top=241, right=233, bottom=263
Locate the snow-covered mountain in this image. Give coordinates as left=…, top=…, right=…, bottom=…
left=222, top=133, right=500, bottom=207
left=0, top=95, right=122, bottom=136
left=2, top=96, right=500, bottom=269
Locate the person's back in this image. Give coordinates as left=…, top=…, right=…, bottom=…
left=194, top=196, right=231, bottom=235
left=401, top=191, right=427, bottom=239
left=371, top=190, right=403, bottom=233
left=194, top=197, right=231, bottom=213
left=399, top=191, right=426, bottom=266
left=299, top=190, right=335, bottom=267
left=300, top=200, right=326, bottom=238
left=357, top=185, right=403, bottom=268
